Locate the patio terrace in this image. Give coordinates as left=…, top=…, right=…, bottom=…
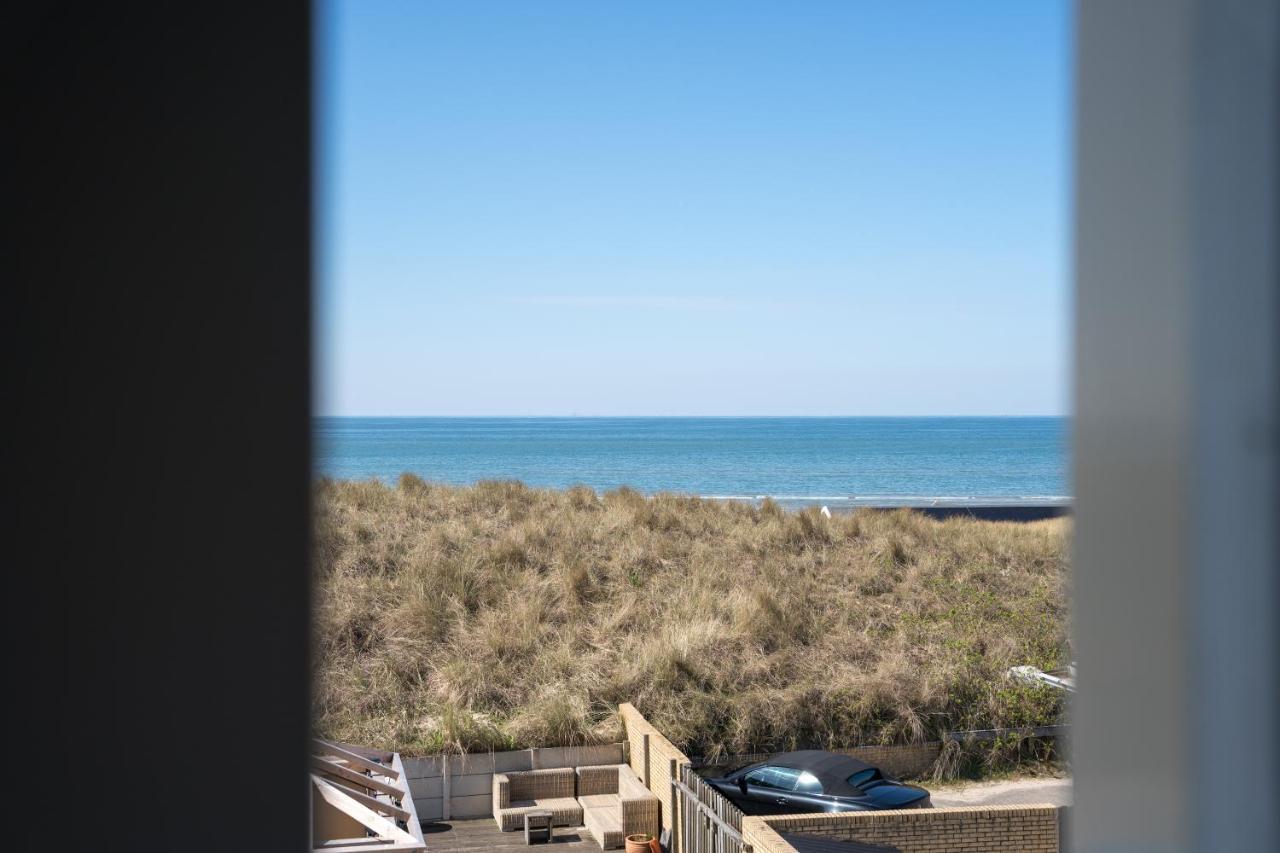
left=422, top=819, right=598, bottom=853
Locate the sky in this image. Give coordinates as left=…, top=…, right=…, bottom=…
left=317, top=1, right=1070, bottom=417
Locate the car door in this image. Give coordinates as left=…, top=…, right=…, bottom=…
left=740, top=766, right=808, bottom=814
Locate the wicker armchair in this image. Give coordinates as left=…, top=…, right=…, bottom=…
left=492, top=768, right=584, bottom=832
left=575, top=764, right=661, bottom=849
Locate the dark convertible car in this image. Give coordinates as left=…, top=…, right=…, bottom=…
left=704, top=750, right=931, bottom=815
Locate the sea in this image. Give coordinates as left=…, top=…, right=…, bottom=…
left=314, top=417, right=1069, bottom=511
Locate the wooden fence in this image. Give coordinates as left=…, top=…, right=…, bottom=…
left=671, top=764, right=749, bottom=853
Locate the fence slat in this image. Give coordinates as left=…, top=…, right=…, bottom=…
left=671, top=765, right=745, bottom=853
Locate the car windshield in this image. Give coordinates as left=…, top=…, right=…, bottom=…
left=847, top=768, right=883, bottom=789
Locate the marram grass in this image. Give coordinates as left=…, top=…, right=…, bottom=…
left=313, top=476, right=1069, bottom=772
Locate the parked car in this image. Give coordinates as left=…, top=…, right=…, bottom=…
left=704, top=750, right=931, bottom=815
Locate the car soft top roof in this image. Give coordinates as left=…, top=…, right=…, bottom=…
left=745, top=750, right=877, bottom=797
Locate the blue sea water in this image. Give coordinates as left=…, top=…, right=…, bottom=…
left=314, top=417, right=1069, bottom=509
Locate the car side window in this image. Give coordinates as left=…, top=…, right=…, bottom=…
left=847, top=768, right=880, bottom=788
left=743, top=766, right=800, bottom=790
left=743, top=766, right=780, bottom=789
left=793, top=771, right=822, bottom=793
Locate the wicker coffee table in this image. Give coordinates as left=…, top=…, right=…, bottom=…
left=524, top=809, right=554, bottom=845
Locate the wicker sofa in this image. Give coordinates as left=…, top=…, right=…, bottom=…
left=492, top=768, right=584, bottom=832
left=575, top=764, right=661, bottom=849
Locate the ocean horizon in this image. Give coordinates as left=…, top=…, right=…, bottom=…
left=314, top=416, right=1069, bottom=510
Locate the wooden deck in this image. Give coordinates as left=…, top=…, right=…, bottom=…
left=421, top=818, right=601, bottom=853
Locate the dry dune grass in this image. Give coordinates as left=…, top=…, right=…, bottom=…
left=313, top=477, right=1069, bottom=769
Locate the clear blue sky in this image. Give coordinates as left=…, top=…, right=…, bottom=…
left=317, top=1, right=1070, bottom=416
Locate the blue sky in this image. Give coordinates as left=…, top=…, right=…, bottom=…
left=317, top=1, right=1070, bottom=416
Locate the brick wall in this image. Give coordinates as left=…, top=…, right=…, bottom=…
left=840, top=744, right=942, bottom=780
left=619, top=703, right=693, bottom=843
left=742, top=805, right=1061, bottom=853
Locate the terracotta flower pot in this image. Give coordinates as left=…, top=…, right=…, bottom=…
left=625, top=833, right=654, bottom=853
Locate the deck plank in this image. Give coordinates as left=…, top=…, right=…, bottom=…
left=421, top=818, right=600, bottom=853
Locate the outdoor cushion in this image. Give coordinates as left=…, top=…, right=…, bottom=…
left=583, top=801, right=626, bottom=849
left=579, top=793, right=621, bottom=810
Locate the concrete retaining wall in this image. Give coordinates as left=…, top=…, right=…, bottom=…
left=402, top=744, right=625, bottom=822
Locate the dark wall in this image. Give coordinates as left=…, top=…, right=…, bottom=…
left=9, top=5, right=311, bottom=850
left=912, top=505, right=1071, bottom=522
